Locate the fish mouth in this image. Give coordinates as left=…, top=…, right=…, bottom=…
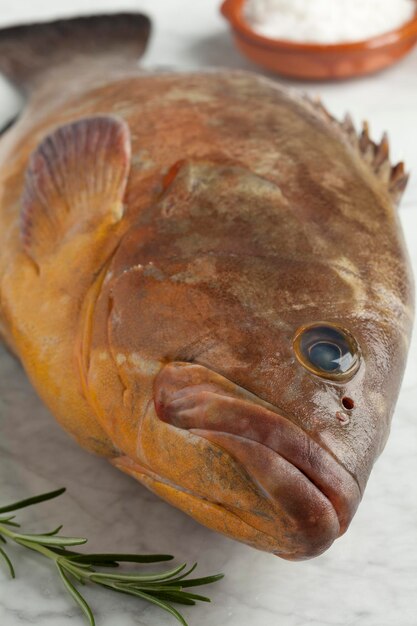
left=154, top=362, right=361, bottom=558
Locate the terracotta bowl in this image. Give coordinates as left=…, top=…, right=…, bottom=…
left=221, top=0, right=417, bottom=80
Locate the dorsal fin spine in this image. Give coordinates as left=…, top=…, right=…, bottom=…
left=303, top=94, right=408, bottom=207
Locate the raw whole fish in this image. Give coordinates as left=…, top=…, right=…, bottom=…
left=0, top=13, right=413, bottom=560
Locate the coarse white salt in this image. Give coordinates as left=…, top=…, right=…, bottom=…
left=245, top=0, right=416, bottom=44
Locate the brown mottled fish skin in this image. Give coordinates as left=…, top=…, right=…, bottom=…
left=0, top=14, right=413, bottom=560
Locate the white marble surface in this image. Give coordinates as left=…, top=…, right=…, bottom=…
left=0, top=1, right=417, bottom=625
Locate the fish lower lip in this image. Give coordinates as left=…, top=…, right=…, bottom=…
left=154, top=363, right=361, bottom=539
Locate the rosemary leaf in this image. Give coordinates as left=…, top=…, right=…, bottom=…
left=39, top=525, right=64, bottom=536
left=98, top=580, right=184, bottom=593
left=112, top=585, right=188, bottom=626
left=0, top=515, right=17, bottom=524
left=102, top=580, right=198, bottom=607
left=0, top=520, right=20, bottom=528
left=162, top=590, right=212, bottom=603
left=89, top=561, right=187, bottom=584
left=168, top=573, right=225, bottom=588
left=0, top=546, right=15, bottom=578
left=14, top=533, right=87, bottom=547
left=57, top=563, right=95, bottom=626
left=158, top=562, right=199, bottom=585
left=69, top=552, right=174, bottom=564
left=0, top=488, right=66, bottom=514
left=148, top=593, right=197, bottom=606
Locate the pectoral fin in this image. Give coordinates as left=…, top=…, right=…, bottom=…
left=20, top=115, right=131, bottom=263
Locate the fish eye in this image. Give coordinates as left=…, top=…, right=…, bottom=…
left=293, top=323, right=360, bottom=380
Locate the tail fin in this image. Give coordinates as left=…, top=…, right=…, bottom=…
left=0, top=13, right=151, bottom=93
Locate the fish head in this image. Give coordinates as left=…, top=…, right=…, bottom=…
left=86, top=158, right=413, bottom=559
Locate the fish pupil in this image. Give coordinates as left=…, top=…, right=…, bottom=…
left=308, top=341, right=342, bottom=372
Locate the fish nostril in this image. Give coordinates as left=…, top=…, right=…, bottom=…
left=341, top=397, right=354, bottom=411
left=336, top=411, right=350, bottom=425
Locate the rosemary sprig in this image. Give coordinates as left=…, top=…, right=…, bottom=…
left=0, top=488, right=223, bottom=626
